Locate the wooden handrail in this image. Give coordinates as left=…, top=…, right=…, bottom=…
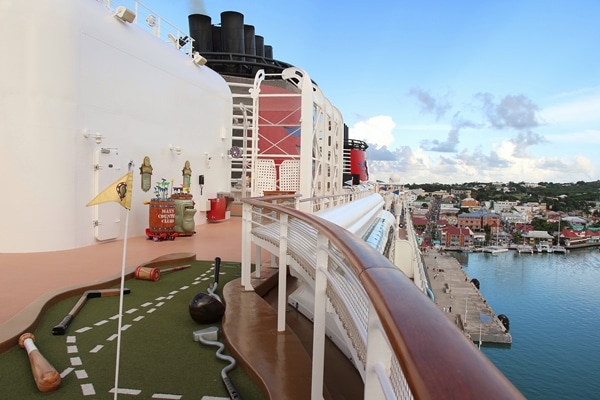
left=242, top=197, right=524, bottom=399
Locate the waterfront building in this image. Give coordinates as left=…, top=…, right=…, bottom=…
left=440, top=226, right=474, bottom=247
left=457, top=209, right=502, bottom=234
left=523, top=230, right=554, bottom=245
left=562, top=229, right=600, bottom=246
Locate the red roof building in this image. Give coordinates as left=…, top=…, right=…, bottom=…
left=440, top=226, right=473, bottom=247
left=412, top=217, right=428, bottom=228
left=515, top=223, right=534, bottom=233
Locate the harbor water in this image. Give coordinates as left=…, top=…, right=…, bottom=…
left=450, top=248, right=600, bottom=400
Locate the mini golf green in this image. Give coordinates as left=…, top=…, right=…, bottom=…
left=0, top=259, right=265, bottom=399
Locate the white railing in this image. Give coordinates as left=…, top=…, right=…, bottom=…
left=403, top=202, right=429, bottom=294
left=299, top=184, right=376, bottom=212
left=241, top=196, right=412, bottom=398
left=241, top=194, right=523, bottom=399
left=99, top=0, right=193, bottom=55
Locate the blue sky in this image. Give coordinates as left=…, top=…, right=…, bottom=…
left=139, top=0, right=600, bottom=184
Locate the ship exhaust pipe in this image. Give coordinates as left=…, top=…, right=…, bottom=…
left=255, top=35, right=264, bottom=57
left=187, top=9, right=277, bottom=76
left=188, top=14, right=212, bottom=54
left=244, top=24, right=256, bottom=56
left=220, top=11, right=245, bottom=59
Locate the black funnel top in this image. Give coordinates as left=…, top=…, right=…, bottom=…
left=187, top=11, right=294, bottom=78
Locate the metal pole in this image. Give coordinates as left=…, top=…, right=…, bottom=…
left=465, top=295, right=469, bottom=327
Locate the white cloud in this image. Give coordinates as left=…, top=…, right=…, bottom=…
left=350, top=112, right=599, bottom=184
left=494, top=140, right=516, bottom=160
left=349, top=115, right=396, bottom=149
left=533, top=155, right=595, bottom=178
left=397, top=123, right=450, bottom=132
left=540, top=89, right=600, bottom=125
left=545, top=129, right=600, bottom=144
left=365, top=137, right=597, bottom=184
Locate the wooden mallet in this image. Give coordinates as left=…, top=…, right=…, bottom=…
left=133, top=252, right=196, bottom=282
left=19, top=333, right=61, bottom=392
left=134, top=264, right=191, bottom=281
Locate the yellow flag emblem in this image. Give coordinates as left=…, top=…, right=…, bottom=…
left=86, top=171, right=133, bottom=210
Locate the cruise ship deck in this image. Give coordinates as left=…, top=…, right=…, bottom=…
left=0, top=216, right=363, bottom=399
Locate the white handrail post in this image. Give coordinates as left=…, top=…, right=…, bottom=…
left=294, top=195, right=300, bottom=210
left=364, top=302, right=391, bottom=399
left=298, top=69, right=314, bottom=213
left=311, top=232, right=328, bottom=400
left=254, top=244, right=262, bottom=279
left=277, top=213, right=289, bottom=332
left=241, top=202, right=254, bottom=291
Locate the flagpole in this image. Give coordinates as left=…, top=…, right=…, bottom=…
left=84, top=165, right=133, bottom=399
left=114, top=203, right=129, bottom=400
left=113, top=164, right=133, bottom=400
left=113, top=204, right=130, bottom=399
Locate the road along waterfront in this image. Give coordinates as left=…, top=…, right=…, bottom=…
left=449, top=248, right=600, bottom=400
left=423, top=248, right=511, bottom=344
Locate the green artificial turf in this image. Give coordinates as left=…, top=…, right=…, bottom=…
left=0, top=260, right=266, bottom=399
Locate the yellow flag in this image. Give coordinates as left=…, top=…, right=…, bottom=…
left=86, top=171, right=133, bottom=210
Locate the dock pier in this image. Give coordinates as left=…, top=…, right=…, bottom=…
left=422, top=248, right=512, bottom=345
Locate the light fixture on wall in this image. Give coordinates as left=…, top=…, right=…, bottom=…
left=114, top=6, right=136, bottom=23
left=83, top=130, right=103, bottom=144
left=192, top=51, right=207, bottom=66
left=145, top=15, right=156, bottom=28
left=170, top=145, right=182, bottom=155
